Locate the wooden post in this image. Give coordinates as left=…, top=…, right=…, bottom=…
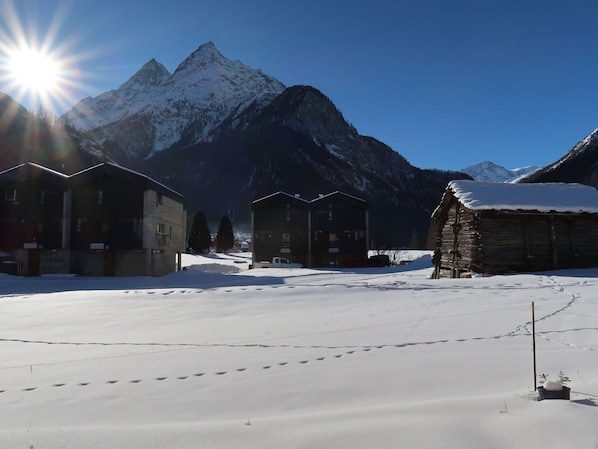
left=532, top=301, right=537, bottom=391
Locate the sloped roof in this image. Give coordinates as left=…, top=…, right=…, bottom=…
left=252, top=191, right=310, bottom=206
left=252, top=191, right=366, bottom=209
left=252, top=192, right=311, bottom=211
left=432, top=180, right=598, bottom=218
left=0, top=162, right=68, bottom=186
left=69, top=162, right=183, bottom=201
left=311, top=191, right=367, bottom=205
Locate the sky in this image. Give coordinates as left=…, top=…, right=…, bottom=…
left=2, top=0, right=598, bottom=171
left=2, top=251, right=598, bottom=448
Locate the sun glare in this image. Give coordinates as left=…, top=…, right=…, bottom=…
left=8, top=48, right=60, bottom=95
left=0, top=0, right=91, bottom=114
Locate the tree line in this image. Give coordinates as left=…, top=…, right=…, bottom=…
left=187, top=211, right=235, bottom=253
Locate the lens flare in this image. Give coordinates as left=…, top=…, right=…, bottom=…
left=0, top=1, right=93, bottom=115
left=7, top=47, right=60, bottom=94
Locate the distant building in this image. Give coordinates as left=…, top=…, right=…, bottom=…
left=431, top=180, right=598, bottom=278
left=251, top=191, right=369, bottom=268
left=0, top=162, right=186, bottom=276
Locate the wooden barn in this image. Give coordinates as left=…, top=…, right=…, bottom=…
left=431, top=180, right=598, bottom=278
left=252, top=191, right=369, bottom=268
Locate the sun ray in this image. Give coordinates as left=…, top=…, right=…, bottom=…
left=0, top=0, right=97, bottom=116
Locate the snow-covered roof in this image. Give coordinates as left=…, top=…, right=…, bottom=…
left=434, top=180, right=598, bottom=215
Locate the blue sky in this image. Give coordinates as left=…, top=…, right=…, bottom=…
left=1, top=0, right=598, bottom=172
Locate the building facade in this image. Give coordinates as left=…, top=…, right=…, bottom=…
left=252, top=191, right=369, bottom=268
left=0, top=162, right=186, bottom=276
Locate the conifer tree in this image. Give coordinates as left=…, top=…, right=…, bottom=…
left=188, top=210, right=211, bottom=253
left=215, top=215, right=234, bottom=253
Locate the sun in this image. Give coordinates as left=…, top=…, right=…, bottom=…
left=7, top=47, right=60, bottom=95
left=0, top=0, right=93, bottom=115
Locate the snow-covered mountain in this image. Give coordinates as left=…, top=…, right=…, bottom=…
left=54, top=42, right=474, bottom=247
left=61, top=41, right=285, bottom=159
left=460, top=160, right=539, bottom=183
left=522, top=128, right=598, bottom=187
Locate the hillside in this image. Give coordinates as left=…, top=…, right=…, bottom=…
left=522, top=128, right=598, bottom=187
left=2, top=42, right=472, bottom=247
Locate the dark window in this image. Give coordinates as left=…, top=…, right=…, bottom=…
left=4, top=189, right=16, bottom=201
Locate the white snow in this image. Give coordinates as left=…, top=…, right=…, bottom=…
left=447, top=179, right=598, bottom=213
left=460, top=161, right=539, bottom=183
left=61, top=42, right=286, bottom=158
left=2, top=251, right=598, bottom=448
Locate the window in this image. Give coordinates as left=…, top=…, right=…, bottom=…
left=40, top=190, right=45, bottom=205
left=156, top=223, right=166, bottom=246
left=282, top=233, right=290, bottom=248
left=98, top=190, right=103, bottom=204
left=156, top=193, right=163, bottom=206
left=329, top=233, right=339, bottom=253
left=4, top=189, right=16, bottom=201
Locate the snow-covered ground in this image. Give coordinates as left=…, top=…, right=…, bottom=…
left=1, top=251, right=598, bottom=448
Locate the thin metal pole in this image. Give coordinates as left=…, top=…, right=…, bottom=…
left=532, top=301, right=537, bottom=391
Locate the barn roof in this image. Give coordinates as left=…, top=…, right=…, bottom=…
left=433, top=180, right=598, bottom=217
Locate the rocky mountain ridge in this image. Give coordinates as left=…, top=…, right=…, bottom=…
left=461, top=160, right=539, bottom=183
left=54, top=42, right=474, bottom=246
left=29, top=40, right=598, bottom=246
left=522, top=128, right=598, bottom=187
left=62, top=41, right=285, bottom=160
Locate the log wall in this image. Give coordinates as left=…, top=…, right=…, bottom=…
left=434, top=202, right=598, bottom=278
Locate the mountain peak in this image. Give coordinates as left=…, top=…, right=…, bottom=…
left=195, top=40, right=218, bottom=53
left=61, top=41, right=285, bottom=157
left=173, top=41, right=226, bottom=76
left=461, top=161, right=539, bottom=183
left=261, top=86, right=356, bottom=138
left=521, top=127, right=598, bottom=186
left=120, top=58, right=171, bottom=90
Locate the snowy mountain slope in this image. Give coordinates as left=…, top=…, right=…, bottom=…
left=144, top=85, right=466, bottom=247
left=522, top=128, right=598, bottom=187
left=58, top=42, right=470, bottom=247
left=461, top=160, right=539, bottom=183
left=61, top=42, right=285, bottom=158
